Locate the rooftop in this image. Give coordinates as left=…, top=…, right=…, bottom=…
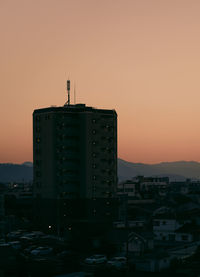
left=33, top=104, right=117, bottom=115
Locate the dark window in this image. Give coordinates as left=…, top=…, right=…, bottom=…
left=36, top=171, right=41, bottom=177
left=101, top=115, right=113, bottom=118
left=169, top=234, right=175, bottom=241
left=181, top=235, right=188, bottom=241
left=35, top=160, right=40, bottom=166
left=36, top=182, right=42, bottom=188
left=35, top=149, right=41, bottom=155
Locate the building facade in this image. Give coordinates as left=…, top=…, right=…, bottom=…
left=33, top=104, right=118, bottom=234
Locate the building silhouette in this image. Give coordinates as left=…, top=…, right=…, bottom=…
left=33, top=102, right=118, bottom=237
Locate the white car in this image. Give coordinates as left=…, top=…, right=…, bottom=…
left=107, top=257, right=127, bottom=269
left=84, top=254, right=107, bottom=265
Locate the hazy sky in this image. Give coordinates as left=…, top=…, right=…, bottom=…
left=1, top=0, right=200, bottom=164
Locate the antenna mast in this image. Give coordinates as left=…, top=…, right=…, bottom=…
left=74, top=82, right=76, bottom=104
left=67, top=80, right=70, bottom=105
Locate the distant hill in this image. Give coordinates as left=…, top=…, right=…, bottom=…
left=118, top=159, right=200, bottom=182
left=0, top=163, right=33, bottom=183
left=0, top=159, right=200, bottom=183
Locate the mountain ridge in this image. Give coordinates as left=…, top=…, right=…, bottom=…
left=1, top=159, right=200, bottom=183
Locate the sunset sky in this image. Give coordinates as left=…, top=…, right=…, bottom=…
left=1, top=0, right=200, bottom=164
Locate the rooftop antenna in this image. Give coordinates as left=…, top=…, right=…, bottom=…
left=74, top=81, right=76, bottom=104
left=66, top=80, right=70, bottom=105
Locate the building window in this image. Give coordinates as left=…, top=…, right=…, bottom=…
left=36, top=171, right=41, bottom=177
left=36, top=182, right=42, bottom=188
left=35, top=160, right=40, bottom=166
left=181, top=235, right=188, bottom=241
left=92, top=130, right=96, bottom=134
left=36, top=138, right=41, bottom=143
left=168, top=234, right=175, bottom=241
left=35, top=149, right=41, bottom=155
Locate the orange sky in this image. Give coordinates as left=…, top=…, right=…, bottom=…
left=1, top=0, right=200, bottom=164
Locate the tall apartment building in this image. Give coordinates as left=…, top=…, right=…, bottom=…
left=33, top=103, right=118, bottom=234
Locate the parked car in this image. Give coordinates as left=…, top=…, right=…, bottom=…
left=6, top=230, right=27, bottom=240
left=8, top=241, right=21, bottom=250
left=22, top=231, right=44, bottom=239
left=84, top=254, right=107, bottom=265
left=23, top=245, right=38, bottom=255
left=107, top=256, right=127, bottom=269
left=31, top=246, right=53, bottom=256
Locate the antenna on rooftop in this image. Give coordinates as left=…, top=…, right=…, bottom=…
left=74, top=82, right=76, bottom=104
left=66, top=80, right=70, bottom=105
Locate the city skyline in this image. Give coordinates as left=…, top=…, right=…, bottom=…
left=1, top=0, right=200, bottom=164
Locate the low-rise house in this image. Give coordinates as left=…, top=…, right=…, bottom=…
left=153, top=207, right=191, bottom=242
left=117, top=176, right=169, bottom=198
left=122, top=231, right=154, bottom=256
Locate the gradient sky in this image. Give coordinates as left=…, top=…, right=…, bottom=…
left=1, top=0, right=200, bottom=164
